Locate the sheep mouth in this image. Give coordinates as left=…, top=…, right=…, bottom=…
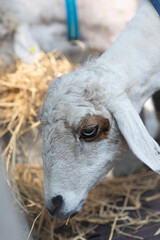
left=70, top=211, right=79, bottom=218
left=51, top=209, right=80, bottom=220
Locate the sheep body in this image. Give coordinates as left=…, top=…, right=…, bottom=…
left=0, top=0, right=138, bottom=64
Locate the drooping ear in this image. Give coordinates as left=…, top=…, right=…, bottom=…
left=111, top=96, right=160, bottom=174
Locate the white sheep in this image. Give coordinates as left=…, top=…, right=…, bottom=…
left=40, top=0, right=160, bottom=220
left=0, top=0, right=139, bottom=64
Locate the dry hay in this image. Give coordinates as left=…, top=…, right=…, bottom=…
left=15, top=164, right=160, bottom=240
left=0, top=52, right=76, bottom=170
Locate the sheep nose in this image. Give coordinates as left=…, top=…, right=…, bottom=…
left=47, top=195, right=63, bottom=216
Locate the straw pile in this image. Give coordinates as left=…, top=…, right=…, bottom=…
left=0, top=52, right=76, bottom=170
left=1, top=52, right=160, bottom=240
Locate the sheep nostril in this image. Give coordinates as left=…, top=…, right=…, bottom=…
left=47, top=195, right=63, bottom=216
left=51, top=195, right=63, bottom=209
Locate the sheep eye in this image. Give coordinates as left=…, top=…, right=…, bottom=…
left=81, top=125, right=98, bottom=139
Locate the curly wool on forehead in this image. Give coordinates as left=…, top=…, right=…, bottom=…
left=41, top=68, right=101, bottom=126
left=47, top=60, right=108, bottom=103
left=51, top=66, right=98, bottom=94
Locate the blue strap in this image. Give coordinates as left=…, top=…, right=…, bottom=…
left=65, top=0, right=79, bottom=41
left=150, top=0, right=160, bottom=15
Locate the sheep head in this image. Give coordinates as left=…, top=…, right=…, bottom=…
left=40, top=65, right=160, bottom=220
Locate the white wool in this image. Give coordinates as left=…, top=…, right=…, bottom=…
left=0, top=0, right=139, bottom=63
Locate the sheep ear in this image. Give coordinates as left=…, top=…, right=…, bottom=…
left=111, top=96, right=160, bottom=174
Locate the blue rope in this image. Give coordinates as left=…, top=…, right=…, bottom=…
left=150, top=0, right=160, bottom=15
left=65, top=0, right=79, bottom=41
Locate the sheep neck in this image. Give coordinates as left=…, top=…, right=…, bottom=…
left=97, top=0, right=160, bottom=112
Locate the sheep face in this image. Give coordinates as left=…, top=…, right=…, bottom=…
left=41, top=66, right=160, bottom=219
left=40, top=69, right=126, bottom=219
